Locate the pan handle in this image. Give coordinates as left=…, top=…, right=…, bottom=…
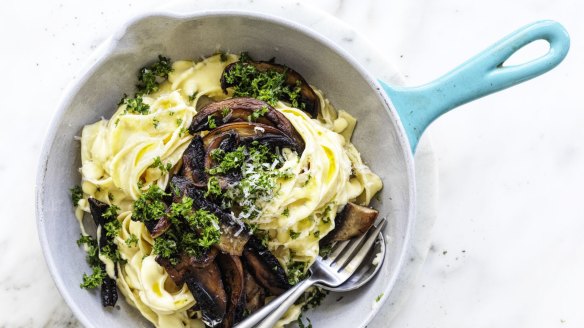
left=380, top=20, right=570, bottom=153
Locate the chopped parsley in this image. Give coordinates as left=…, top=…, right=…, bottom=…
left=80, top=265, right=107, bottom=289
left=153, top=238, right=178, bottom=263
left=282, top=208, right=290, bottom=217
left=137, top=55, right=173, bottom=95
left=70, top=185, right=83, bottom=206
left=222, top=55, right=303, bottom=108
left=299, top=287, right=329, bottom=311
left=150, top=156, right=172, bottom=174
left=132, top=185, right=168, bottom=222
left=103, top=204, right=120, bottom=220
left=208, top=146, right=246, bottom=175
left=104, top=220, right=121, bottom=239
left=207, top=116, right=217, bottom=129
left=77, top=234, right=113, bottom=289
left=248, top=106, right=269, bottom=122
left=153, top=196, right=221, bottom=264
left=152, top=117, right=160, bottom=129
left=205, top=176, right=222, bottom=198
left=287, top=261, right=307, bottom=286
left=125, top=234, right=139, bottom=247
left=77, top=234, right=100, bottom=267
left=375, top=293, right=384, bottom=302
left=221, top=106, right=231, bottom=117
left=101, top=244, right=124, bottom=263
left=123, top=96, right=150, bottom=115
left=218, top=51, right=228, bottom=62
left=313, top=230, right=320, bottom=238
left=319, top=243, right=333, bottom=258
left=289, top=230, right=300, bottom=239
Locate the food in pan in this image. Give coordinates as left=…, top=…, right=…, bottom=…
left=70, top=52, right=382, bottom=327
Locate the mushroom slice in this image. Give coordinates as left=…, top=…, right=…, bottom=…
left=320, top=202, right=379, bottom=245
left=221, top=61, right=320, bottom=118
left=87, top=198, right=119, bottom=307
left=242, top=269, right=266, bottom=315
left=156, top=248, right=219, bottom=286
left=101, top=276, right=118, bottom=307
left=242, top=237, right=291, bottom=296
left=181, top=135, right=207, bottom=188
left=202, top=122, right=302, bottom=153
left=189, top=98, right=304, bottom=148
left=184, top=260, right=228, bottom=327
left=217, top=254, right=245, bottom=327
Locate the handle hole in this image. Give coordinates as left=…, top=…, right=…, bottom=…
left=501, top=39, right=550, bottom=67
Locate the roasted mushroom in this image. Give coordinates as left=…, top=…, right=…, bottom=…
left=242, top=237, right=291, bottom=296
left=87, top=198, right=119, bottom=307
left=221, top=61, right=320, bottom=118
left=189, top=98, right=304, bottom=148
left=242, top=269, right=266, bottom=315
left=156, top=248, right=219, bottom=286
left=202, top=122, right=302, bottom=153
left=181, top=135, right=207, bottom=188
left=217, top=254, right=245, bottom=327
left=184, top=260, right=228, bottom=327
left=320, top=202, right=379, bottom=245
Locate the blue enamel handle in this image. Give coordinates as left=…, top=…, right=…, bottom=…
left=380, top=20, right=570, bottom=153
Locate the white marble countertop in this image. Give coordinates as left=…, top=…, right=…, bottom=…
left=1, top=0, right=583, bottom=327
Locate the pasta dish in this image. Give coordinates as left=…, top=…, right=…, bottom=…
left=70, top=53, right=382, bottom=328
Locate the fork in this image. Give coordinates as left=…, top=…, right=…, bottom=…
left=237, top=218, right=386, bottom=328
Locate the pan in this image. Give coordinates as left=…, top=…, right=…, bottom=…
left=36, top=10, right=569, bottom=328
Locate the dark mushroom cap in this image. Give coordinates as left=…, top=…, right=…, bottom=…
left=190, top=98, right=304, bottom=150
left=320, top=202, right=379, bottom=245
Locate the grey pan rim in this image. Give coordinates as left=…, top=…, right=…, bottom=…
left=35, top=9, right=417, bottom=328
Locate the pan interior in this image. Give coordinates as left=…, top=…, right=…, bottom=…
left=37, top=12, right=414, bottom=328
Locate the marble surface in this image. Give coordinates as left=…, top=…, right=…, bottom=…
left=1, top=0, right=583, bottom=327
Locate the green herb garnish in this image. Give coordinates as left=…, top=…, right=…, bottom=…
left=222, top=56, right=302, bottom=108
left=137, top=55, right=173, bottom=95
left=150, top=156, right=172, bottom=174
left=77, top=234, right=100, bottom=267
left=123, top=96, right=150, bottom=115
left=80, top=265, right=107, bottom=289
left=132, top=185, right=168, bottom=222
left=248, top=105, right=269, bottom=122
left=289, top=230, right=300, bottom=239
left=375, top=293, right=384, bottom=302
left=103, top=204, right=120, bottom=220
left=125, top=234, right=139, bottom=247
left=207, top=116, right=217, bottom=129
left=104, top=219, right=121, bottom=239
left=287, top=261, right=307, bottom=286
left=70, top=185, right=83, bottom=206
left=205, top=176, right=222, bottom=198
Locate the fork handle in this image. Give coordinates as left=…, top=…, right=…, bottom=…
left=255, top=278, right=315, bottom=328
left=234, top=281, right=305, bottom=328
